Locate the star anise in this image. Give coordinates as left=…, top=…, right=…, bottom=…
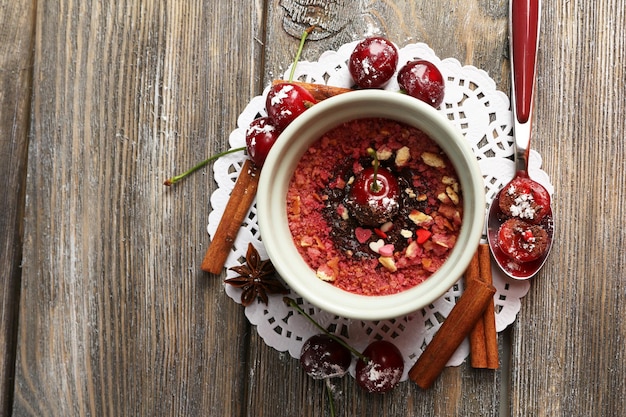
left=225, top=243, right=288, bottom=306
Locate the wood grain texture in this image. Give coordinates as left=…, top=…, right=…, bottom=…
left=3, top=0, right=626, bottom=415
left=510, top=0, right=626, bottom=415
left=12, top=0, right=264, bottom=415
left=0, top=1, right=36, bottom=416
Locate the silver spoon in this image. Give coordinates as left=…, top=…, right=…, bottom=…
left=487, top=0, right=554, bottom=279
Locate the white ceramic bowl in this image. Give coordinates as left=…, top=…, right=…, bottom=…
left=257, top=90, right=484, bottom=320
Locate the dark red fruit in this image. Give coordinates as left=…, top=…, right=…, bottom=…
left=245, top=117, right=280, bottom=168
left=355, top=340, right=404, bottom=394
left=265, top=82, right=317, bottom=131
left=349, top=37, right=399, bottom=89
left=497, top=218, right=549, bottom=263
left=300, top=334, right=352, bottom=380
left=498, top=176, right=550, bottom=223
left=397, top=59, right=445, bottom=108
left=347, top=167, right=400, bottom=226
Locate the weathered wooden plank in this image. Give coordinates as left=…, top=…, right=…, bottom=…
left=0, top=1, right=36, bottom=415
left=13, top=0, right=263, bottom=415
left=510, top=0, right=626, bottom=415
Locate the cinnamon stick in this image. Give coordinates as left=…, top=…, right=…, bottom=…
left=466, top=244, right=499, bottom=369
left=408, top=278, right=496, bottom=389
left=201, top=159, right=259, bottom=274
left=478, top=244, right=499, bottom=369
left=272, top=79, right=353, bottom=101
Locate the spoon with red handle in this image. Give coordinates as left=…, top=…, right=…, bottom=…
left=487, top=0, right=554, bottom=279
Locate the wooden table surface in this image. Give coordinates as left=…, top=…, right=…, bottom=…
left=1, top=0, right=625, bottom=416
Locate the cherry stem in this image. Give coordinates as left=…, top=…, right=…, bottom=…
left=325, top=380, right=336, bottom=417
left=288, top=26, right=316, bottom=82
left=164, top=146, right=246, bottom=186
left=367, top=148, right=381, bottom=192
left=283, top=297, right=368, bottom=361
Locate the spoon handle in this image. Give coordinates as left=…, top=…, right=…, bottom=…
left=510, top=0, right=541, bottom=173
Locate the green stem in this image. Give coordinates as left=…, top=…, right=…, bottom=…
left=164, top=146, right=246, bottom=186
left=288, top=26, right=316, bottom=82
left=283, top=297, right=367, bottom=361
left=367, top=147, right=381, bottom=192
left=325, top=380, right=336, bottom=417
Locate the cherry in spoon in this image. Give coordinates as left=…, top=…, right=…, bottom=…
left=487, top=0, right=554, bottom=279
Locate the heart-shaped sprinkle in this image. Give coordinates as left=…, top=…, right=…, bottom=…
left=378, top=244, right=395, bottom=257
left=355, top=227, right=372, bottom=243
left=369, top=239, right=385, bottom=253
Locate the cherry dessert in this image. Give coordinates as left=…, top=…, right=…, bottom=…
left=397, top=59, right=445, bottom=108
left=349, top=37, right=399, bottom=89
left=346, top=166, right=400, bottom=226
left=498, top=176, right=550, bottom=224
left=497, top=218, right=549, bottom=263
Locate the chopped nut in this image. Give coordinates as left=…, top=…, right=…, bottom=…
left=421, top=152, right=446, bottom=168
left=292, top=196, right=301, bottom=216
left=417, top=193, right=428, bottom=202
left=300, top=236, right=314, bottom=247
left=442, top=176, right=456, bottom=185
left=409, top=210, right=433, bottom=226
left=376, top=147, right=393, bottom=161
left=437, top=192, right=451, bottom=204
left=442, top=176, right=460, bottom=193
left=405, top=241, right=419, bottom=258
left=405, top=188, right=417, bottom=198
left=395, top=146, right=411, bottom=167
left=378, top=256, right=397, bottom=272
left=446, top=186, right=460, bottom=205
left=380, top=221, right=394, bottom=233
left=316, top=264, right=336, bottom=282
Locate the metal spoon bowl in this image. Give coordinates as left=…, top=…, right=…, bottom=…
left=487, top=0, right=554, bottom=279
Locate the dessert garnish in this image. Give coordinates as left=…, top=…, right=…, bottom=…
left=224, top=242, right=288, bottom=306
left=264, top=26, right=318, bottom=131
left=201, top=160, right=260, bottom=274
left=397, top=59, right=446, bottom=108
left=346, top=148, right=400, bottom=226
left=466, top=244, right=499, bottom=369
left=409, top=272, right=496, bottom=389
left=348, top=37, right=399, bottom=89
left=284, top=297, right=404, bottom=396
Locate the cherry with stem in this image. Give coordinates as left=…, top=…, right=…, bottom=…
left=284, top=297, right=366, bottom=361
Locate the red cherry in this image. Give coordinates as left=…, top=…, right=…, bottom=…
left=265, top=82, right=317, bottom=131
left=397, top=59, right=445, bottom=108
left=347, top=167, right=400, bottom=226
left=497, top=218, right=549, bottom=263
left=299, top=334, right=352, bottom=380
left=349, top=37, right=399, bottom=89
left=498, top=176, right=550, bottom=223
left=245, top=117, right=280, bottom=167
left=355, top=340, right=404, bottom=394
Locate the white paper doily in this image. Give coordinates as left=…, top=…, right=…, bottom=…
left=208, top=41, right=554, bottom=381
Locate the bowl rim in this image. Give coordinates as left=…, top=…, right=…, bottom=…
left=257, top=90, right=485, bottom=320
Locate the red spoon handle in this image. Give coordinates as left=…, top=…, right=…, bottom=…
left=511, top=0, right=540, bottom=123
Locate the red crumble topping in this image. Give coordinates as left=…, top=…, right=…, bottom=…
left=287, top=118, right=463, bottom=296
